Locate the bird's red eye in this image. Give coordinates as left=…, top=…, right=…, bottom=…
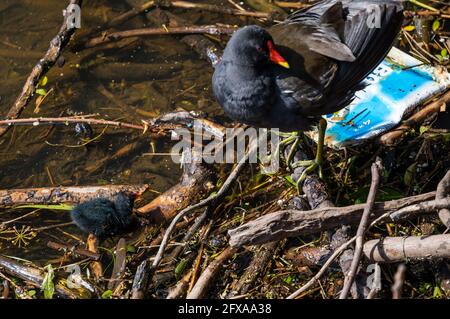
left=257, top=47, right=264, bottom=52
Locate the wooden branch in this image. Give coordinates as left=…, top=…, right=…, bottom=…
left=340, top=160, right=382, bottom=299
left=0, top=0, right=83, bottom=137
left=390, top=197, right=450, bottom=221
left=82, top=25, right=237, bottom=49
left=0, top=117, right=145, bottom=131
left=0, top=184, right=149, bottom=208
left=363, top=234, right=450, bottom=263
left=162, top=1, right=271, bottom=18
left=228, top=192, right=436, bottom=248
left=379, top=89, right=450, bottom=146
left=47, top=241, right=101, bottom=261
left=436, top=170, right=450, bottom=228
left=186, top=247, right=237, bottom=299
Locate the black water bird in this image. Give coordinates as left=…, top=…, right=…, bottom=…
left=212, top=0, right=404, bottom=180
left=70, top=192, right=138, bottom=238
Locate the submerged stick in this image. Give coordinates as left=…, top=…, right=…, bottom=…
left=0, top=117, right=145, bottom=131
left=83, top=25, right=237, bottom=49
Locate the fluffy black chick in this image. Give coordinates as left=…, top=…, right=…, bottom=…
left=70, top=192, right=137, bottom=239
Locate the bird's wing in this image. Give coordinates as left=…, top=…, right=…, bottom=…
left=280, top=1, right=355, bottom=62
left=270, top=0, right=403, bottom=116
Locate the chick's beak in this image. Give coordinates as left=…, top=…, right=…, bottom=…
left=267, top=40, right=290, bottom=69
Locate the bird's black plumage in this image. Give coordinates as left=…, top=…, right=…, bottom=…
left=212, top=0, right=404, bottom=131
left=70, top=192, right=136, bottom=238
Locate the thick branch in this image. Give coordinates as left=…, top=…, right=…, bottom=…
left=228, top=192, right=437, bottom=247
left=0, top=184, right=149, bottom=208
left=363, top=234, right=450, bottom=263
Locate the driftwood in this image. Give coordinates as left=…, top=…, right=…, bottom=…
left=0, top=255, right=93, bottom=299
left=228, top=192, right=436, bottom=247
left=363, top=234, right=450, bottom=263
left=0, top=0, right=83, bottom=137
left=0, top=184, right=149, bottom=208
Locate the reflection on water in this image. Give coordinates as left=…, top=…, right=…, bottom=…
left=0, top=0, right=242, bottom=262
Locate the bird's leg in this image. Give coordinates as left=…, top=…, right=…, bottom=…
left=293, top=118, right=327, bottom=186
left=268, top=131, right=297, bottom=164
left=285, top=131, right=301, bottom=170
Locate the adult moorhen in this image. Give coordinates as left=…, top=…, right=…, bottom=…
left=70, top=192, right=138, bottom=239
left=212, top=0, right=404, bottom=181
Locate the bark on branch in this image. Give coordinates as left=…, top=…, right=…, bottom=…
left=228, top=192, right=437, bottom=247
left=363, top=234, right=450, bottom=263
left=0, top=184, right=149, bottom=208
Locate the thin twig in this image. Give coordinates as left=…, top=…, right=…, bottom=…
left=0, top=117, right=145, bottom=131
left=83, top=25, right=237, bottom=49
left=340, top=159, right=382, bottom=299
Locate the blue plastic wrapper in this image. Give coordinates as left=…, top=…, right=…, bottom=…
left=312, top=47, right=450, bottom=148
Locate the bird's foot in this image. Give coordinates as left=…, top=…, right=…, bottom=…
left=292, top=159, right=323, bottom=187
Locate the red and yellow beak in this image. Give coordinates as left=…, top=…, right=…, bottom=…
left=267, top=40, right=290, bottom=69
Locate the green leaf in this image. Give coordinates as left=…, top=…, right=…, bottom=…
left=174, top=258, right=188, bottom=280
left=404, top=163, right=417, bottom=187
left=126, top=245, right=136, bottom=253
left=39, top=76, right=48, bottom=87
left=433, top=286, right=443, bottom=298
left=15, top=204, right=73, bottom=211
left=441, top=48, right=448, bottom=58
left=419, top=126, right=428, bottom=135
left=283, top=175, right=296, bottom=187
left=41, top=265, right=55, bottom=299
left=35, top=88, right=47, bottom=96
left=27, top=290, right=36, bottom=297
left=432, top=19, right=440, bottom=32
left=403, top=25, right=415, bottom=32
left=283, top=275, right=294, bottom=284
left=101, top=290, right=113, bottom=299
